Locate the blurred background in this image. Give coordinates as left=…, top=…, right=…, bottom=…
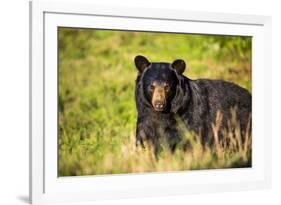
left=58, top=28, right=251, bottom=176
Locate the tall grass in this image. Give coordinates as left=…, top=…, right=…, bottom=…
left=59, top=111, right=251, bottom=176
left=58, top=28, right=252, bottom=176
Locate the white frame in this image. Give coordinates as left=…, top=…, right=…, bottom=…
left=30, top=1, right=272, bottom=204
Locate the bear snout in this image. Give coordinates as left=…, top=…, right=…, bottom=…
left=151, top=83, right=167, bottom=111
left=153, top=100, right=166, bottom=111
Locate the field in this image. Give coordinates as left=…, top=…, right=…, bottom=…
left=58, top=28, right=252, bottom=176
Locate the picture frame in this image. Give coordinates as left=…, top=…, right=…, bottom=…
left=29, top=1, right=272, bottom=204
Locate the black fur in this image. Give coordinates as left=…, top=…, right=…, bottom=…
left=134, top=55, right=251, bottom=153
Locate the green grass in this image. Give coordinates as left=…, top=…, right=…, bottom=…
left=58, top=28, right=252, bottom=176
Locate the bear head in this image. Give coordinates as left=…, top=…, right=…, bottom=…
left=134, top=55, right=186, bottom=113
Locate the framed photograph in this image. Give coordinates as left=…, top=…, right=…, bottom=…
left=30, top=1, right=271, bottom=204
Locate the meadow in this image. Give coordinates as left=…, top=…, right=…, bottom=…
left=58, top=28, right=252, bottom=176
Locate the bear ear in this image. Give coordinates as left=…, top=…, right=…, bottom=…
left=171, top=59, right=186, bottom=74
left=134, top=55, right=150, bottom=73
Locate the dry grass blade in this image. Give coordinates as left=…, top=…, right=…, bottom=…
left=212, top=111, right=224, bottom=159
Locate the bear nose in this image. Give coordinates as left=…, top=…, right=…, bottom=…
left=154, top=101, right=165, bottom=109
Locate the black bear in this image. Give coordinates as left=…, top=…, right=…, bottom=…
left=134, top=55, right=251, bottom=153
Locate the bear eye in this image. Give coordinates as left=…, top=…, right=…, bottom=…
left=164, top=85, right=170, bottom=92
left=149, top=84, right=155, bottom=91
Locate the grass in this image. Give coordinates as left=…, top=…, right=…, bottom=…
left=58, top=28, right=252, bottom=176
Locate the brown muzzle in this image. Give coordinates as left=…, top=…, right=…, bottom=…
left=151, top=82, right=167, bottom=111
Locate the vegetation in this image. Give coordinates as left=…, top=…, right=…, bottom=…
left=58, top=28, right=252, bottom=176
